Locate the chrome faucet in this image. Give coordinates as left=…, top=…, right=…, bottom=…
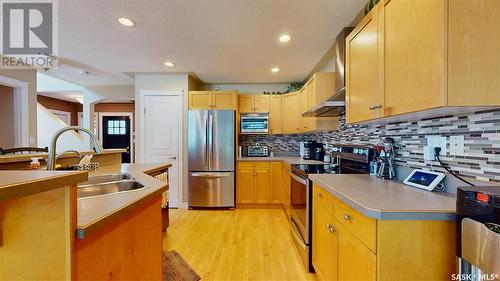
left=47, top=126, right=104, bottom=170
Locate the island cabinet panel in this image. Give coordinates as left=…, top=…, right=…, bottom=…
left=311, top=184, right=456, bottom=281
left=0, top=186, right=73, bottom=281
left=76, top=196, right=162, bottom=281
left=337, top=220, right=376, bottom=281
left=381, top=0, right=447, bottom=116
left=282, top=163, right=291, bottom=218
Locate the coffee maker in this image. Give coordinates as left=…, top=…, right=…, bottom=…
left=302, top=141, right=317, bottom=160
left=313, top=144, right=325, bottom=161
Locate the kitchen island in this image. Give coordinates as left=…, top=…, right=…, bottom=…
left=0, top=162, right=171, bottom=281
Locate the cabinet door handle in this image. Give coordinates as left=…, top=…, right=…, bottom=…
left=369, top=105, right=375, bottom=110
left=329, top=226, right=335, bottom=233
left=374, top=104, right=383, bottom=109
left=343, top=214, right=351, bottom=221
left=326, top=224, right=331, bottom=229
left=316, top=193, right=322, bottom=198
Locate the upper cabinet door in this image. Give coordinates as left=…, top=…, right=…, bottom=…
left=346, top=7, right=380, bottom=123
left=253, top=95, right=270, bottom=113
left=382, top=0, right=447, bottom=116
left=238, top=95, right=254, bottom=113
left=213, top=91, right=236, bottom=110
left=448, top=0, right=500, bottom=106
left=189, top=91, right=213, bottom=110
left=282, top=92, right=301, bottom=134
left=269, top=95, right=282, bottom=134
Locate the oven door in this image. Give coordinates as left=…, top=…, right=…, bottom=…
left=290, top=171, right=310, bottom=244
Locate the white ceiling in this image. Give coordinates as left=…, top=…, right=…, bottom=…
left=50, top=0, right=365, bottom=85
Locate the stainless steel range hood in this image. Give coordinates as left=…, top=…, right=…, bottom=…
left=303, top=27, right=353, bottom=117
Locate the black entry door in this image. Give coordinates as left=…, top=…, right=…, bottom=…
left=102, top=116, right=131, bottom=163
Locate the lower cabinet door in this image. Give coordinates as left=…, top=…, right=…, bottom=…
left=237, top=169, right=254, bottom=204
left=313, top=204, right=338, bottom=281
left=338, top=221, right=376, bottom=281
left=253, top=168, right=271, bottom=203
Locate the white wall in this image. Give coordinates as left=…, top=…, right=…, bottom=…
left=199, top=83, right=289, bottom=94
left=135, top=74, right=189, bottom=205
left=37, top=104, right=87, bottom=152
left=0, top=70, right=38, bottom=145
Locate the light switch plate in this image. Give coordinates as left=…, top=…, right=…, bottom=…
left=425, top=136, right=447, bottom=160
left=449, top=135, right=465, bottom=155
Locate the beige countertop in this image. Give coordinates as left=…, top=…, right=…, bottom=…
left=76, top=163, right=171, bottom=239
left=0, top=149, right=126, bottom=164
left=309, top=174, right=457, bottom=221
left=238, top=156, right=327, bottom=165
left=0, top=170, right=87, bottom=201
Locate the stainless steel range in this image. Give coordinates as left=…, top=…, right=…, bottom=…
left=289, top=144, right=373, bottom=272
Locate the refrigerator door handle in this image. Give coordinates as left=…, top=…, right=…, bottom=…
left=191, top=172, right=232, bottom=178
left=208, top=112, right=214, bottom=170
left=205, top=114, right=209, bottom=169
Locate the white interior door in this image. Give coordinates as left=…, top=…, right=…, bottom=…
left=142, top=94, right=181, bottom=208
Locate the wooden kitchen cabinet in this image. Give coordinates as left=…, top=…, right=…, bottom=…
left=238, top=95, right=269, bottom=113
left=237, top=167, right=255, bottom=204
left=282, top=91, right=301, bottom=134
left=346, top=0, right=500, bottom=123
left=269, top=95, right=282, bottom=134
left=313, top=187, right=338, bottom=281
left=381, top=0, right=446, bottom=117
left=282, top=163, right=291, bottom=218
left=300, top=87, right=314, bottom=132
left=270, top=162, right=282, bottom=204
left=337, top=221, right=376, bottom=281
left=311, top=183, right=455, bottom=281
left=346, top=5, right=381, bottom=123
left=237, top=161, right=282, bottom=206
left=188, top=91, right=236, bottom=110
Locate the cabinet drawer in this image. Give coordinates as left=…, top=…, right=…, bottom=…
left=333, top=197, right=377, bottom=253
left=253, top=162, right=270, bottom=170
left=237, top=161, right=255, bottom=170
left=313, top=184, right=333, bottom=215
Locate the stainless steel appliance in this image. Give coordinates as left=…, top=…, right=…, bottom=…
left=188, top=110, right=235, bottom=208
left=302, top=27, right=353, bottom=117
left=456, top=186, right=500, bottom=280
left=289, top=144, right=373, bottom=272
left=247, top=145, right=269, bottom=157
left=240, top=113, right=269, bottom=134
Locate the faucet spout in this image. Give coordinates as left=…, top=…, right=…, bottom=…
left=47, top=126, right=104, bottom=170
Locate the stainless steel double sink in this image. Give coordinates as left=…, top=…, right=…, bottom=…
left=77, top=173, right=145, bottom=198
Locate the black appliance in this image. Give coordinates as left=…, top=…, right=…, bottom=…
left=289, top=144, right=373, bottom=272
left=456, top=186, right=500, bottom=280
left=302, top=141, right=317, bottom=160
left=313, top=146, right=325, bottom=161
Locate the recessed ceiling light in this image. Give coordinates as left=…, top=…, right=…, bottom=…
left=118, top=17, right=135, bottom=27
left=164, top=61, right=175, bottom=67
left=279, top=34, right=291, bottom=42
left=271, top=67, right=280, bottom=73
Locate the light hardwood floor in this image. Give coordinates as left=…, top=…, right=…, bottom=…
left=163, top=208, right=317, bottom=281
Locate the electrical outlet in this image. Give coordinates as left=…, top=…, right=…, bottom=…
left=425, top=136, right=447, bottom=160
left=450, top=135, right=465, bottom=155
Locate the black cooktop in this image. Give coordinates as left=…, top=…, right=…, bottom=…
left=291, top=164, right=339, bottom=178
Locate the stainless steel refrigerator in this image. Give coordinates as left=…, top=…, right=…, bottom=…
left=188, top=110, right=235, bottom=207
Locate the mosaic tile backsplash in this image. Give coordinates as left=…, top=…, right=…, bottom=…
left=239, top=108, right=500, bottom=183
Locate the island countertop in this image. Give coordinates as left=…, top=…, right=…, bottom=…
left=309, top=174, right=457, bottom=221
left=0, top=170, right=87, bottom=201
left=76, top=163, right=171, bottom=239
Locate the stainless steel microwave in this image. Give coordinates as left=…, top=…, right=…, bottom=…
left=240, top=113, right=269, bottom=134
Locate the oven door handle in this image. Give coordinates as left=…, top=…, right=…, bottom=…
left=290, top=218, right=307, bottom=250
left=291, top=172, right=308, bottom=185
